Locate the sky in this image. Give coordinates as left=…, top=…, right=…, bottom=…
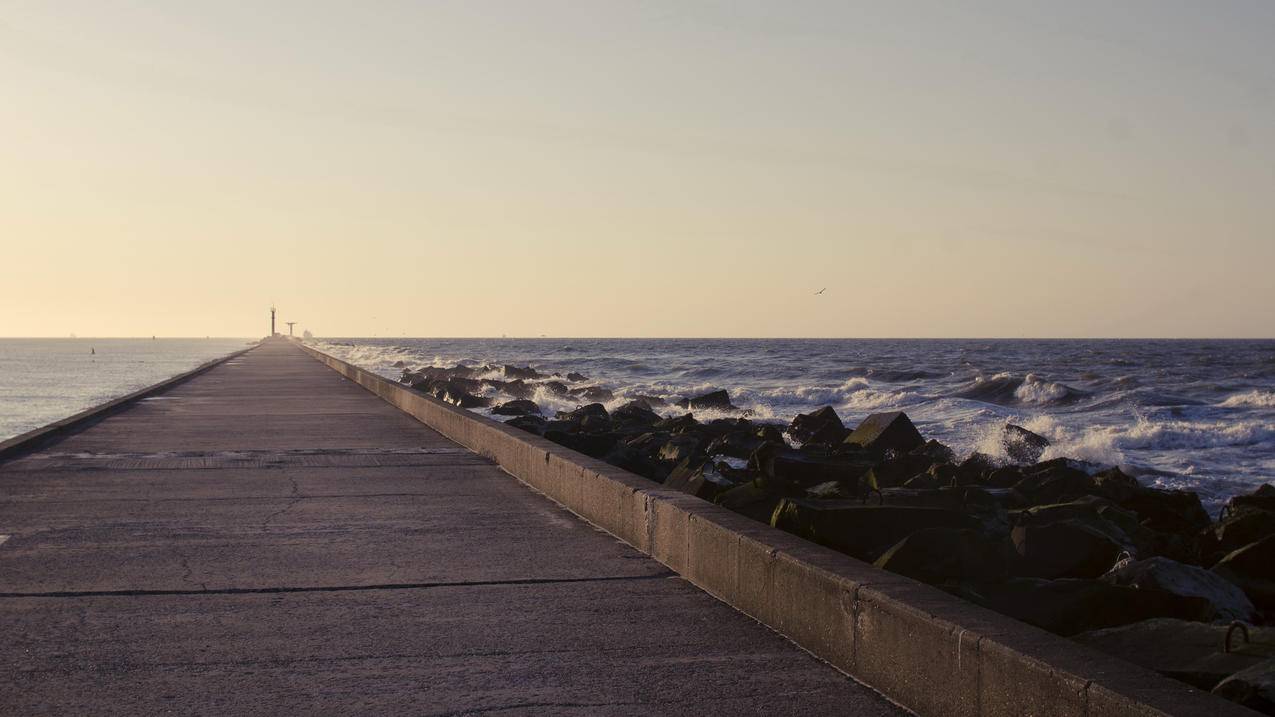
left=1, top=1, right=1272, bottom=338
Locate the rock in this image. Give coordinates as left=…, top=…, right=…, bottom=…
left=1101, top=556, right=1256, bottom=623
left=502, top=365, right=541, bottom=380
left=912, top=439, right=956, bottom=464
left=556, top=403, right=609, bottom=423
left=955, top=453, right=996, bottom=485
left=542, top=429, right=617, bottom=459
left=675, top=390, right=737, bottom=412
left=500, top=379, right=536, bottom=399
left=1213, top=659, right=1275, bottom=714
left=1074, top=619, right=1275, bottom=691
left=1208, top=505, right=1275, bottom=558
left=392, top=360, right=407, bottom=368
left=611, top=401, right=662, bottom=428
left=1013, top=497, right=1146, bottom=555
left=1010, top=520, right=1123, bottom=579
left=1003, top=424, right=1051, bottom=463
left=631, top=394, right=668, bottom=408
left=843, top=411, right=924, bottom=454
left=504, top=415, right=547, bottom=435
left=706, top=429, right=768, bottom=461
left=1120, top=488, right=1212, bottom=535
left=435, top=380, right=492, bottom=408
left=874, top=527, right=1009, bottom=584
left=986, top=466, right=1025, bottom=489
left=714, top=479, right=782, bottom=523
left=568, top=385, right=615, bottom=403
left=657, top=434, right=703, bottom=464
left=771, top=500, right=982, bottom=561
left=1090, top=467, right=1142, bottom=503
left=1012, top=460, right=1095, bottom=506
left=863, top=453, right=935, bottom=489
left=566, top=372, right=588, bottom=382
left=664, top=459, right=732, bottom=501
left=541, top=380, right=569, bottom=396
left=786, top=406, right=848, bottom=445
left=958, top=578, right=1211, bottom=635
left=654, top=413, right=699, bottom=434
left=1213, top=535, right=1275, bottom=611
left=756, top=446, right=875, bottom=494
left=491, top=399, right=542, bottom=416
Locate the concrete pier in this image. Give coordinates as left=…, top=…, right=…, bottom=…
left=0, top=339, right=902, bottom=714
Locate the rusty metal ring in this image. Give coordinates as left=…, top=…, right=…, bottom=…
left=1225, top=621, right=1250, bottom=653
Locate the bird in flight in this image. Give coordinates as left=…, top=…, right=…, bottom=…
left=814, top=288, right=826, bottom=295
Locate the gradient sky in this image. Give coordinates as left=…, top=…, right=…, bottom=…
left=2, top=1, right=1272, bottom=338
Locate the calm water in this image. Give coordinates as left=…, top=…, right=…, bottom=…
left=315, top=338, right=1275, bottom=513
left=0, top=338, right=252, bottom=442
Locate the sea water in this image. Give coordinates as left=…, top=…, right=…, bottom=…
left=314, top=337, right=1275, bottom=513
left=0, top=338, right=252, bottom=442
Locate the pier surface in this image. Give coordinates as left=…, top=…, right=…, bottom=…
left=0, top=340, right=901, bottom=715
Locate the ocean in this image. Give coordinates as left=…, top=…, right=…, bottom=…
left=0, top=338, right=252, bottom=442
left=313, top=337, right=1275, bottom=513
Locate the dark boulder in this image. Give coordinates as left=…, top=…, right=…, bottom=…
left=631, top=394, right=668, bottom=408
left=1010, top=519, right=1123, bottom=579
left=664, top=459, right=733, bottom=501
left=843, top=411, right=924, bottom=454
left=1120, top=487, right=1212, bottom=536
left=754, top=445, right=875, bottom=494
left=1224, top=484, right=1275, bottom=518
left=556, top=403, right=609, bottom=423
left=1206, top=505, right=1275, bottom=560
left=434, top=380, right=492, bottom=408
left=504, top=415, right=548, bottom=435
left=1213, top=535, right=1275, bottom=611
left=714, top=479, right=782, bottom=524
left=786, top=406, right=848, bottom=445
left=657, top=434, right=704, bottom=464
left=957, top=578, right=1210, bottom=636
left=568, top=385, right=615, bottom=403
left=863, top=453, right=935, bottom=490
left=912, top=439, right=956, bottom=464
left=654, top=413, right=700, bottom=434
left=1212, top=659, right=1275, bottom=715
left=1002, top=424, right=1050, bottom=464
left=874, top=527, right=1009, bottom=584
left=1101, top=556, right=1256, bottom=623
left=541, top=380, right=570, bottom=396
left=611, top=401, right=663, bottom=429
left=675, top=389, right=737, bottom=412
left=500, top=379, right=536, bottom=399
left=492, top=399, right=542, bottom=416
left=1074, top=619, right=1275, bottom=691
left=771, top=500, right=982, bottom=561
left=502, top=365, right=541, bottom=380
left=542, top=429, right=617, bottom=459
left=566, top=372, right=588, bottom=382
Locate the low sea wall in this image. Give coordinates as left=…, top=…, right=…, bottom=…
left=296, top=341, right=1252, bottom=717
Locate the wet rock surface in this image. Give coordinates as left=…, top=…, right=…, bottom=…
left=394, top=361, right=1275, bottom=713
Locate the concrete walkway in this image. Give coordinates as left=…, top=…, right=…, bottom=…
left=0, top=339, right=903, bottom=715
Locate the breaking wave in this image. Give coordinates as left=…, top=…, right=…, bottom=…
left=952, top=372, right=1086, bottom=407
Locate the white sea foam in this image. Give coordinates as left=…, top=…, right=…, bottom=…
left=1220, top=390, right=1275, bottom=408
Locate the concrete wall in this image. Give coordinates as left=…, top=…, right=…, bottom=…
left=297, top=343, right=1254, bottom=717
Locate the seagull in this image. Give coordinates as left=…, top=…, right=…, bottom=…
left=814, top=288, right=826, bottom=295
